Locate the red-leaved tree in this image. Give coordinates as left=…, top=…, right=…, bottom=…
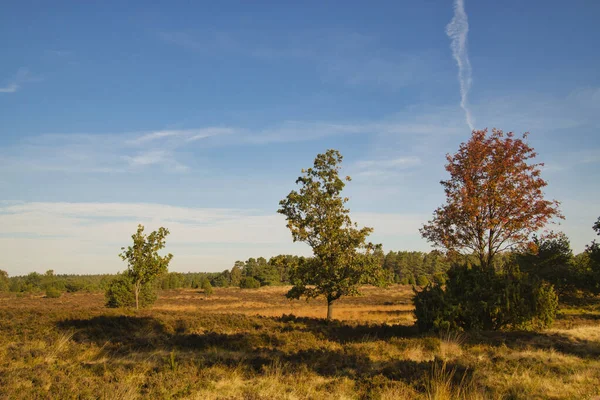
left=420, top=129, right=563, bottom=268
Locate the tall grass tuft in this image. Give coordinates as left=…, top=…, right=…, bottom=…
left=426, top=359, right=482, bottom=400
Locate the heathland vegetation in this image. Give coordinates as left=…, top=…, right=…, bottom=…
left=1, top=129, right=600, bottom=399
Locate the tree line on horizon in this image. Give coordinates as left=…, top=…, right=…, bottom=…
left=2, top=128, right=599, bottom=330
left=0, top=250, right=454, bottom=294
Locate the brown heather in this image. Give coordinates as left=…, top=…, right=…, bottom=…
left=1, top=285, right=599, bottom=399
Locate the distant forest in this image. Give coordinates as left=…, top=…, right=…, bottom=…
left=0, top=245, right=592, bottom=295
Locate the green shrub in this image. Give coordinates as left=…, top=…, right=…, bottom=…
left=64, top=280, right=85, bottom=293
left=416, top=275, right=430, bottom=287
left=239, top=277, right=260, bottom=289
left=516, top=233, right=582, bottom=298
left=0, top=270, right=9, bottom=292
left=105, top=275, right=157, bottom=308
left=202, top=279, right=213, bottom=296
left=586, top=241, right=600, bottom=295
left=45, top=287, right=63, bottom=298
left=413, top=284, right=460, bottom=332
left=413, top=262, right=558, bottom=332
left=432, top=273, right=447, bottom=285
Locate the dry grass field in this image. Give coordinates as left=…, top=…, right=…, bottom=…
left=1, top=285, right=599, bottom=399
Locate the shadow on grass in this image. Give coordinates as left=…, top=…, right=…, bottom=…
left=556, top=312, right=600, bottom=322
left=275, top=314, right=419, bottom=343
left=469, top=330, right=600, bottom=359
left=56, top=314, right=472, bottom=390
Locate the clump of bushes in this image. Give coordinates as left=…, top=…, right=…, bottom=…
left=413, top=262, right=558, bottom=332
left=202, top=279, right=213, bottom=296
left=45, top=286, right=63, bottom=298
left=416, top=275, right=430, bottom=287
left=239, top=276, right=260, bottom=289
left=105, top=275, right=157, bottom=308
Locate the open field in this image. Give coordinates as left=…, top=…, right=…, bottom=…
left=1, top=286, right=599, bottom=399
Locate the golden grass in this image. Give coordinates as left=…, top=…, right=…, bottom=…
left=0, top=286, right=599, bottom=399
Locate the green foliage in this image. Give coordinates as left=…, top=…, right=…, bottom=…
left=201, top=279, right=213, bottom=296
left=118, top=224, right=172, bottom=309
left=413, top=262, right=558, bottom=332
left=413, top=284, right=460, bottom=332
left=517, top=233, right=582, bottom=297
left=583, top=216, right=600, bottom=295
left=105, top=275, right=157, bottom=308
left=160, top=272, right=185, bottom=290
left=432, top=273, right=446, bottom=285
left=210, top=273, right=230, bottom=288
left=239, top=276, right=260, bottom=289
left=230, top=263, right=243, bottom=287
left=45, top=286, right=63, bottom=298
left=416, top=275, right=430, bottom=287
left=383, top=250, right=450, bottom=286
left=0, top=270, right=8, bottom=292
left=278, top=149, right=387, bottom=319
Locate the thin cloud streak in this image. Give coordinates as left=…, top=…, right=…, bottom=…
left=0, top=68, right=36, bottom=94
left=128, top=128, right=235, bottom=145
left=159, top=29, right=437, bottom=90
left=0, top=83, right=19, bottom=93
left=446, top=0, right=474, bottom=130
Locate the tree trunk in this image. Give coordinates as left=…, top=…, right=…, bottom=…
left=327, top=300, right=334, bottom=321
left=134, top=282, right=140, bottom=310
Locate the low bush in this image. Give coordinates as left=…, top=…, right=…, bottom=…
left=105, top=275, right=157, bottom=308
left=45, top=287, right=63, bottom=298
left=239, top=277, right=260, bottom=289
left=416, top=275, right=430, bottom=287
left=202, top=279, right=213, bottom=296
left=413, top=262, right=558, bottom=332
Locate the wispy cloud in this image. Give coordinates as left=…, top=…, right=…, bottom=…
left=0, top=68, right=36, bottom=94
left=350, top=156, right=423, bottom=180
left=2, top=86, right=596, bottom=176
left=446, top=0, right=474, bottom=130
left=0, top=83, right=19, bottom=93
left=123, top=150, right=190, bottom=172
left=124, top=150, right=170, bottom=166
left=355, top=156, right=421, bottom=170
left=128, top=127, right=234, bottom=145
left=0, top=201, right=428, bottom=274
left=159, top=29, right=439, bottom=90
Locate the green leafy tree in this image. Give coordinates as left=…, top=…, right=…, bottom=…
left=239, top=276, right=260, bottom=289
left=24, top=272, right=43, bottom=292
left=202, top=279, right=213, bottom=296
left=269, top=255, right=302, bottom=284
left=105, top=274, right=156, bottom=308
left=0, top=270, right=9, bottom=292
left=516, top=232, right=579, bottom=297
left=230, top=262, right=243, bottom=287
left=584, top=216, right=600, bottom=294
left=118, top=224, right=173, bottom=309
left=416, top=275, right=430, bottom=287
left=278, top=149, right=386, bottom=320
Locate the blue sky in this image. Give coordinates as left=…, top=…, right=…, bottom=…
left=1, top=1, right=599, bottom=275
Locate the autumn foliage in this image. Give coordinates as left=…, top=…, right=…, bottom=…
left=420, top=128, right=563, bottom=268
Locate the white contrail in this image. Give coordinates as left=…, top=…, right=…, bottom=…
left=446, top=0, right=474, bottom=130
